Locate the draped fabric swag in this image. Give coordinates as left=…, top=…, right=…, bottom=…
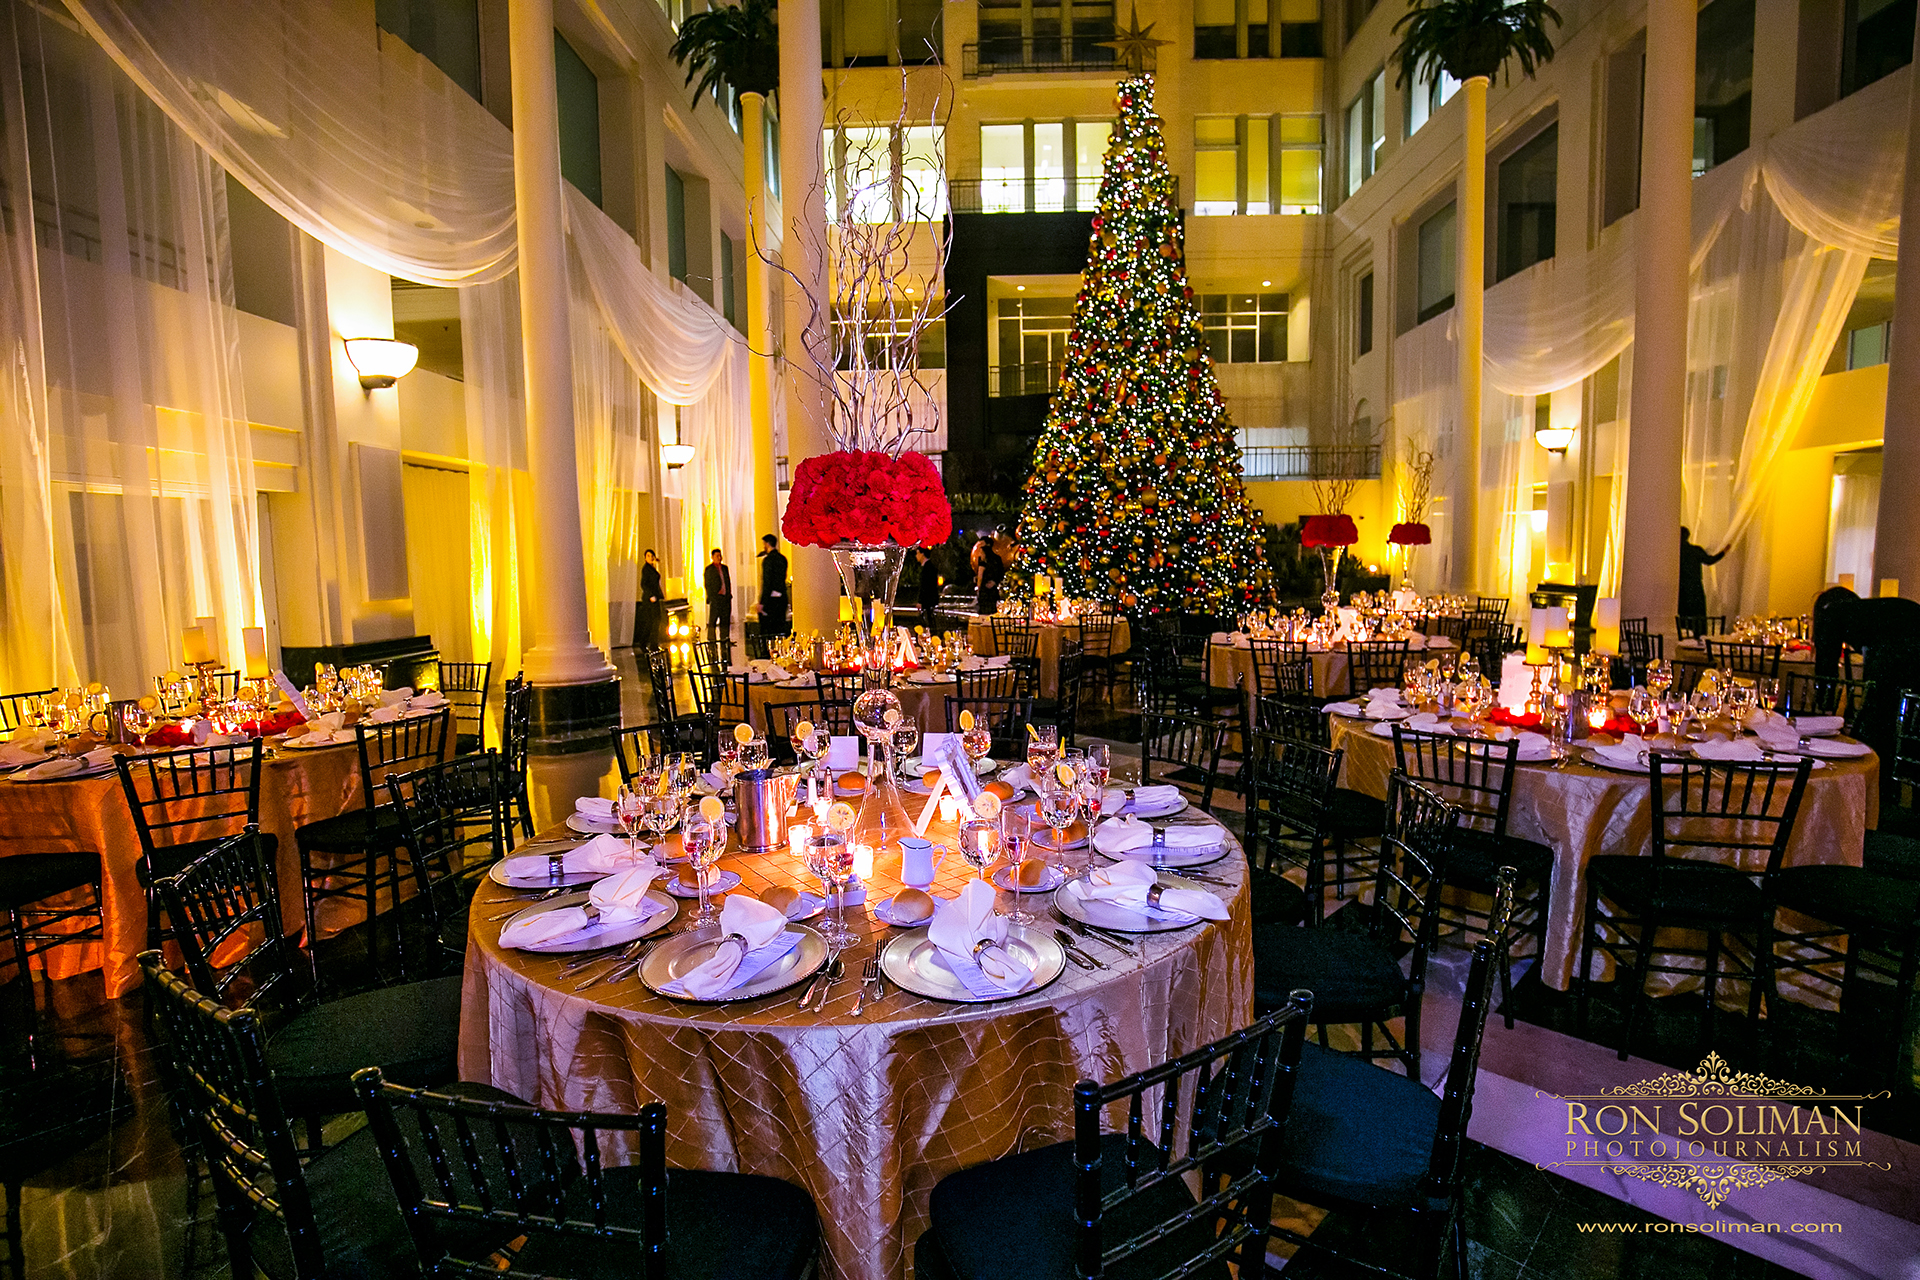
left=1390, top=66, right=1909, bottom=617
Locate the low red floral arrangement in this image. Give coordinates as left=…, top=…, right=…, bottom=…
left=1388, top=522, right=1431, bottom=546
left=1486, top=707, right=1542, bottom=729
left=1301, top=514, right=1359, bottom=548
left=782, top=450, right=954, bottom=548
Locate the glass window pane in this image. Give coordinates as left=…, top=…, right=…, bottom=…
left=1195, top=116, right=1238, bottom=146
left=1195, top=150, right=1238, bottom=212
left=1278, top=0, right=1316, bottom=16
left=900, top=126, right=947, bottom=219
left=841, top=127, right=892, bottom=223
left=1278, top=113, right=1321, bottom=145
left=1418, top=202, right=1456, bottom=320
left=1278, top=148, right=1320, bottom=212
left=1073, top=120, right=1111, bottom=207
left=1195, top=0, right=1235, bottom=22
left=980, top=123, right=1026, bottom=212
left=1257, top=312, right=1286, bottom=361
left=1369, top=70, right=1387, bottom=165
left=1033, top=121, right=1065, bottom=211
left=1230, top=329, right=1256, bottom=362
left=1206, top=329, right=1229, bottom=363
left=1345, top=98, right=1365, bottom=195
left=1495, top=123, right=1556, bottom=280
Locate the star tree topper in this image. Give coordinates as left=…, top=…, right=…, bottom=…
left=1098, top=3, right=1168, bottom=74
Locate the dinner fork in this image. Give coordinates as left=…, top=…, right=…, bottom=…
left=850, top=958, right=882, bottom=1015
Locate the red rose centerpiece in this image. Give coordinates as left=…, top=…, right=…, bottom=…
left=781, top=450, right=953, bottom=549
left=1388, top=522, right=1431, bottom=546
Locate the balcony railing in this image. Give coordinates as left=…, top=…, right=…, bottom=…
left=989, top=360, right=1065, bottom=398
left=1240, top=444, right=1381, bottom=481
left=962, top=35, right=1144, bottom=78
left=950, top=175, right=1177, bottom=214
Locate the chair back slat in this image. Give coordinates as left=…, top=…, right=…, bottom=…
left=141, top=954, right=327, bottom=1279
left=641, top=648, right=677, bottom=718
left=1391, top=727, right=1518, bottom=836
left=1140, top=713, right=1229, bottom=813
left=387, top=753, right=510, bottom=936
left=955, top=666, right=1023, bottom=704
left=116, top=741, right=265, bottom=860
left=0, top=689, right=53, bottom=741
left=1342, top=640, right=1411, bottom=700
left=1243, top=732, right=1340, bottom=878
left=1777, top=673, right=1872, bottom=736
left=612, top=718, right=716, bottom=784
left=1704, top=639, right=1783, bottom=679
left=1646, top=755, right=1812, bottom=878
left=351, top=710, right=451, bottom=812
left=990, top=616, right=1040, bottom=661
left=432, top=659, right=494, bottom=748
left=1255, top=693, right=1330, bottom=746
left=1075, top=995, right=1313, bottom=1279
left=1369, top=774, right=1460, bottom=985
left=689, top=668, right=750, bottom=727
left=1248, top=639, right=1313, bottom=699
left=353, top=1068, right=654, bottom=1274
left=154, top=828, right=311, bottom=1011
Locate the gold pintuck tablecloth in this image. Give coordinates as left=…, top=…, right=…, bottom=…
left=461, top=803, right=1250, bottom=1280
left=1327, top=716, right=1877, bottom=995
left=965, top=617, right=1133, bottom=699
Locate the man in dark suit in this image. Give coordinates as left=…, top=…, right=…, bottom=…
left=704, top=549, right=732, bottom=643
left=758, top=534, right=790, bottom=637
left=915, top=545, right=943, bottom=631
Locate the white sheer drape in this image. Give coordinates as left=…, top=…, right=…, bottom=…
left=569, top=261, right=654, bottom=653
left=460, top=274, right=531, bottom=683
left=1388, top=314, right=1459, bottom=595
left=2, top=1, right=259, bottom=695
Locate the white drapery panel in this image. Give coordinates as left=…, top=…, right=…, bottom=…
left=673, top=345, right=758, bottom=611
left=569, top=262, right=653, bottom=654
left=401, top=461, right=477, bottom=663
left=65, top=0, right=517, bottom=286
left=1387, top=314, right=1460, bottom=596
left=460, top=275, right=531, bottom=684
left=1761, top=67, right=1907, bottom=258
left=1, top=2, right=260, bottom=695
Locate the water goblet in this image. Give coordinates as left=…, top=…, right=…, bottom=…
left=680, top=812, right=722, bottom=931
left=804, top=832, right=856, bottom=948
left=1000, top=809, right=1038, bottom=927
left=616, top=784, right=648, bottom=862
left=1025, top=724, right=1059, bottom=777
left=1646, top=660, right=1674, bottom=701
left=891, top=719, right=921, bottom=773
left=1080, top=743, right=1111, bottom=830
left=959, top=816, right=1000, bottom=881
left=959, top=711, right=993, bottom=767
left=1036, top=767, right=1083, bottom=879
left=1627, top=686, right=1657, bottom=740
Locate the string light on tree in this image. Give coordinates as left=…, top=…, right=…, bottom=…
left=1015, top=74, right=1268, bottom=615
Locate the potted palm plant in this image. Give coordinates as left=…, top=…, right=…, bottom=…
left=1390, top=0, right=1559, bottom=595
left=669, top=0, right=779, bottom=105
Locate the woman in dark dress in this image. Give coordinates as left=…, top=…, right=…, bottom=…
left=635, top=550, right=667, bottom=650
left=974, top=537, right=1005, bottom=615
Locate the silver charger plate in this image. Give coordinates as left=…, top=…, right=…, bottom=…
left=639, top=924, right=827, bottom=1002
left=566, top=813, right=622, bottom=835
left=501, top=889, right=678, bottom=953
left=664, top=868, right=742, bottom=898
left=879, top=923, right=1067, bottom=1003
left=489, top=842, right=602, bottom=888
left=7, top=762, right=116, bottom=783
left=1113, top=792, right=1188, bottom=820
left=1097, top=824, right=1230, bottom=868
left=1054, top=872, right=1219, bottom=934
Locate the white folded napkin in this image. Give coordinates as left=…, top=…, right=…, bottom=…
left=378, top=687, right=413, bottom=707
left=17, top=748, right=114, bottom=780
left=497, top=834, right=648, bottom=883
left=1119, top=784, right=1183, bottom=813
left=1076, top=860, right=1227, bottom=921
left=575, top=796, right=617, bottom=821
left=499, top=905, right=594, bottom=949
left=748, top=660, right=793, bottom=681
left=1589, top=735, right=1653, bottom=768
left=1425, top=635, right=1454, bottom=649
left=0, top=739, right=52, bottom=768
left=1691, top=737, right=1767, bottom=762
left=1364, top=700, right=1410, bottom=721
left=927, top=880, right=1033, bottom=996
left=663, top=895, right=795, bottom=998
left=1796, top=738, right=1871, bottom=759
left=1322, top=701, right=1364, bottom=717
left=1404, top=713, right=1458, bottom=735
left=1512, top=731, right=1554, bottom=761
left=589, top=862, right=665, bottom=921
left=1000, top=763, right=1034, bottom=794
left=1092, top=814, right=1221, bottom=858
left=364, top=703, right=403, bottom=724
left=409, top=690, right=447, bottom=708
left=1789, top=715, right=1845, bottom=737
left=1209, top=631, right=1231, bottom=645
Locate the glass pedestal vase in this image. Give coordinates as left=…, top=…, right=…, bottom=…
left=1319, top=546, right=1341, bottom=615
left=850, top=739, right=915, bottom=883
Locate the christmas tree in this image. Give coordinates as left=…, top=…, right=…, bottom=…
left=1015, top=74, right=1268, bottom=615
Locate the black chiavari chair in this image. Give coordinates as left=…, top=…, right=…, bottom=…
left=915, top=994, right=1313, bottom=1280
left=1140, top=712, right=1231, bottom=813
left=1578, top=755, right=1812, bottom=1059
left=1250, top=638, right=1314, bottom=700
left=430, top=659, right=493, bottom=754
left=115, top=740, right=268, bottom=951
left=388, top=754, right=511, bottom=975
left=0, top=689, right=51, bottom=742
left=944, top=695, right=1034, bottom=760
left=1676, top=614, right=1727, bottom=641
left=611, top=718, right=717, bottom=783
left=502, top=674, right=534, bottom=839
left=1341, top=640, right=1412, bottom=700
left=643, top=647, right=677, bottom=719
left=1242, top=731, right=1332, bottom=925
left=1704, top=638, right=1783, bottom=679
left=687, top=667, right=749, bottom=730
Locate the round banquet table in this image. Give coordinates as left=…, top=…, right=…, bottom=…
left=1210, top=632, right=1455, bottom=720
left=1326, top=715, right=1877, bottom=994
left=459, top=798, right=1251, bottom=1280
left=0, top=737, right=384, bottom=998
left=745, top=673, right=964, bottom=735
left=965, top=617, right=1133, bottom=699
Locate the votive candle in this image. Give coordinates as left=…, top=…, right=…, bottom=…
left=241, top=627, right=270, bottom=679
left=938, top=794, right=959, bottom=824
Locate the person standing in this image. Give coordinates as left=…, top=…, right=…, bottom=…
left=704, top=549, right=733, bottom=643
left=757, top=534, right=790, bottom=638
left=635, top=549, right=666, bottom=650
left=974, top=535, right=1005, bottom=615
left=1678, top=526, right=1726, bottom=628
left=915, top=545, right=943, bottom=630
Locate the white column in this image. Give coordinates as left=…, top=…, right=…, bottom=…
left=742, top=92, right=780, bottom=546
left=779, top=0, right=841, bottom=635
left=507, top=0, right=613, bottom=685
left=1453, top=75, right=1489, bottom=597
left=1619, top=0, right=1695, bottom=636
left=1872, top=21, right=1920, bottom=601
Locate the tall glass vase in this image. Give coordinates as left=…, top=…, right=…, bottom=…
left=832, top=543, right=910, bottom=744
left=1319, top=546, right=1341, bottom=615
left=850, top=733, right=916, bottom=882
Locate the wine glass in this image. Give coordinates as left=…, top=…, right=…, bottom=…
left=643, top=773, right=687, bottom=849
left=804, top=831, right=856, bottom=948
left=616, top=784, right=648, bottom=863
left=1626, top=686, right=1657, bottom=739
left=680, top=812, right=722, bottom=931
left=1025, top=724, right=1059, bottom=778
left=1725, top=681, right=1756, bottom=735
left=959, top=815, right=1000, bottom=881
left=1000, top=808, right=1038, bottom=927
left=891, top=718, right=921, bottom=775
left=737, top=728, right=771, bottom=772
left=1036, top=767, right=1083, bottom=879
left=1080, top=743, right=1111, bottom=830
left=1646, top=660, right=1673, bottom=702
left=1757, top=677, right=1782, bottom=716
left=960, top=712, right=993, bottom=768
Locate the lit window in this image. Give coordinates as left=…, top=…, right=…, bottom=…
left=1416, top=203, right=1455, bottom=324
left=1276, top=114, right=1323, bottom=213
left=1196, top=115, right=1320, bottom=215
left=973, top=120, right=1109, bottom=213
left=1344, top=68, right=1386, bottom=197
left=825, top=125, right=948, bottom=222
left=1200, top=293, right=1289, bottom=363
left=1406, top=63, right=1459, bottom=137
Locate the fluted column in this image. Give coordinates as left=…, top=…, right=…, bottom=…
left=1872, top=23, right=1920, bottom=601
left=506, top=0, right=616, bottom=714
left=1454, top=75, right=1488, bottom=596
left=1619, top=0, right=1695, bottom=637
left=779, top=0, right=841, bottom=635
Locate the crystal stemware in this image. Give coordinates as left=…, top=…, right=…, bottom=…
left=1035, top=767, right=1083, bottom=880
left=804, top=831, right=856, bottom=948
left=959, top=816, right=999, bottom=881
left=1024, top=724, right=1059, bottom=778
left=680, top=812, right=722, bottom=931
left=1001, top=808, right=1037, bottom=927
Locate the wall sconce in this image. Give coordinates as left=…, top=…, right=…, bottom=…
left=1533, top=421, right=1575, bottom=453
left=661, top=442, right=696, bottom=469
left=344, top=337, right=419, bottom=391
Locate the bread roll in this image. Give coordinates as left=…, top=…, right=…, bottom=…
left=675, top=864, right=702, bottom=889
left=983, top=780, right=1015, bottom=802
left=761, top=885, right=802, bottom=916
left=922, top=769, right=943, bottom=789
left=837, top=771, right=868, bottom=795
left=1015, top=857, right=1051, bottom=888
left=1059, top=819, right=1088, bottom=844
left=890, top=887, right=936, bottom=923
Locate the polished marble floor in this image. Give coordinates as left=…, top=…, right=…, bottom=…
left=0, top=649, right=1904, bottom=1278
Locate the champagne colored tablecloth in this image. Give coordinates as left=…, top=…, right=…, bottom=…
left=461, top=798, right=1250, bottom=1280
left=1210, top=633, right=1455, bottom=724
left=965, top=618, right=1133, bottom=698
left=1326, top=715, right=1877, bottom=993
left=0, top=740, right=374, bottom=998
